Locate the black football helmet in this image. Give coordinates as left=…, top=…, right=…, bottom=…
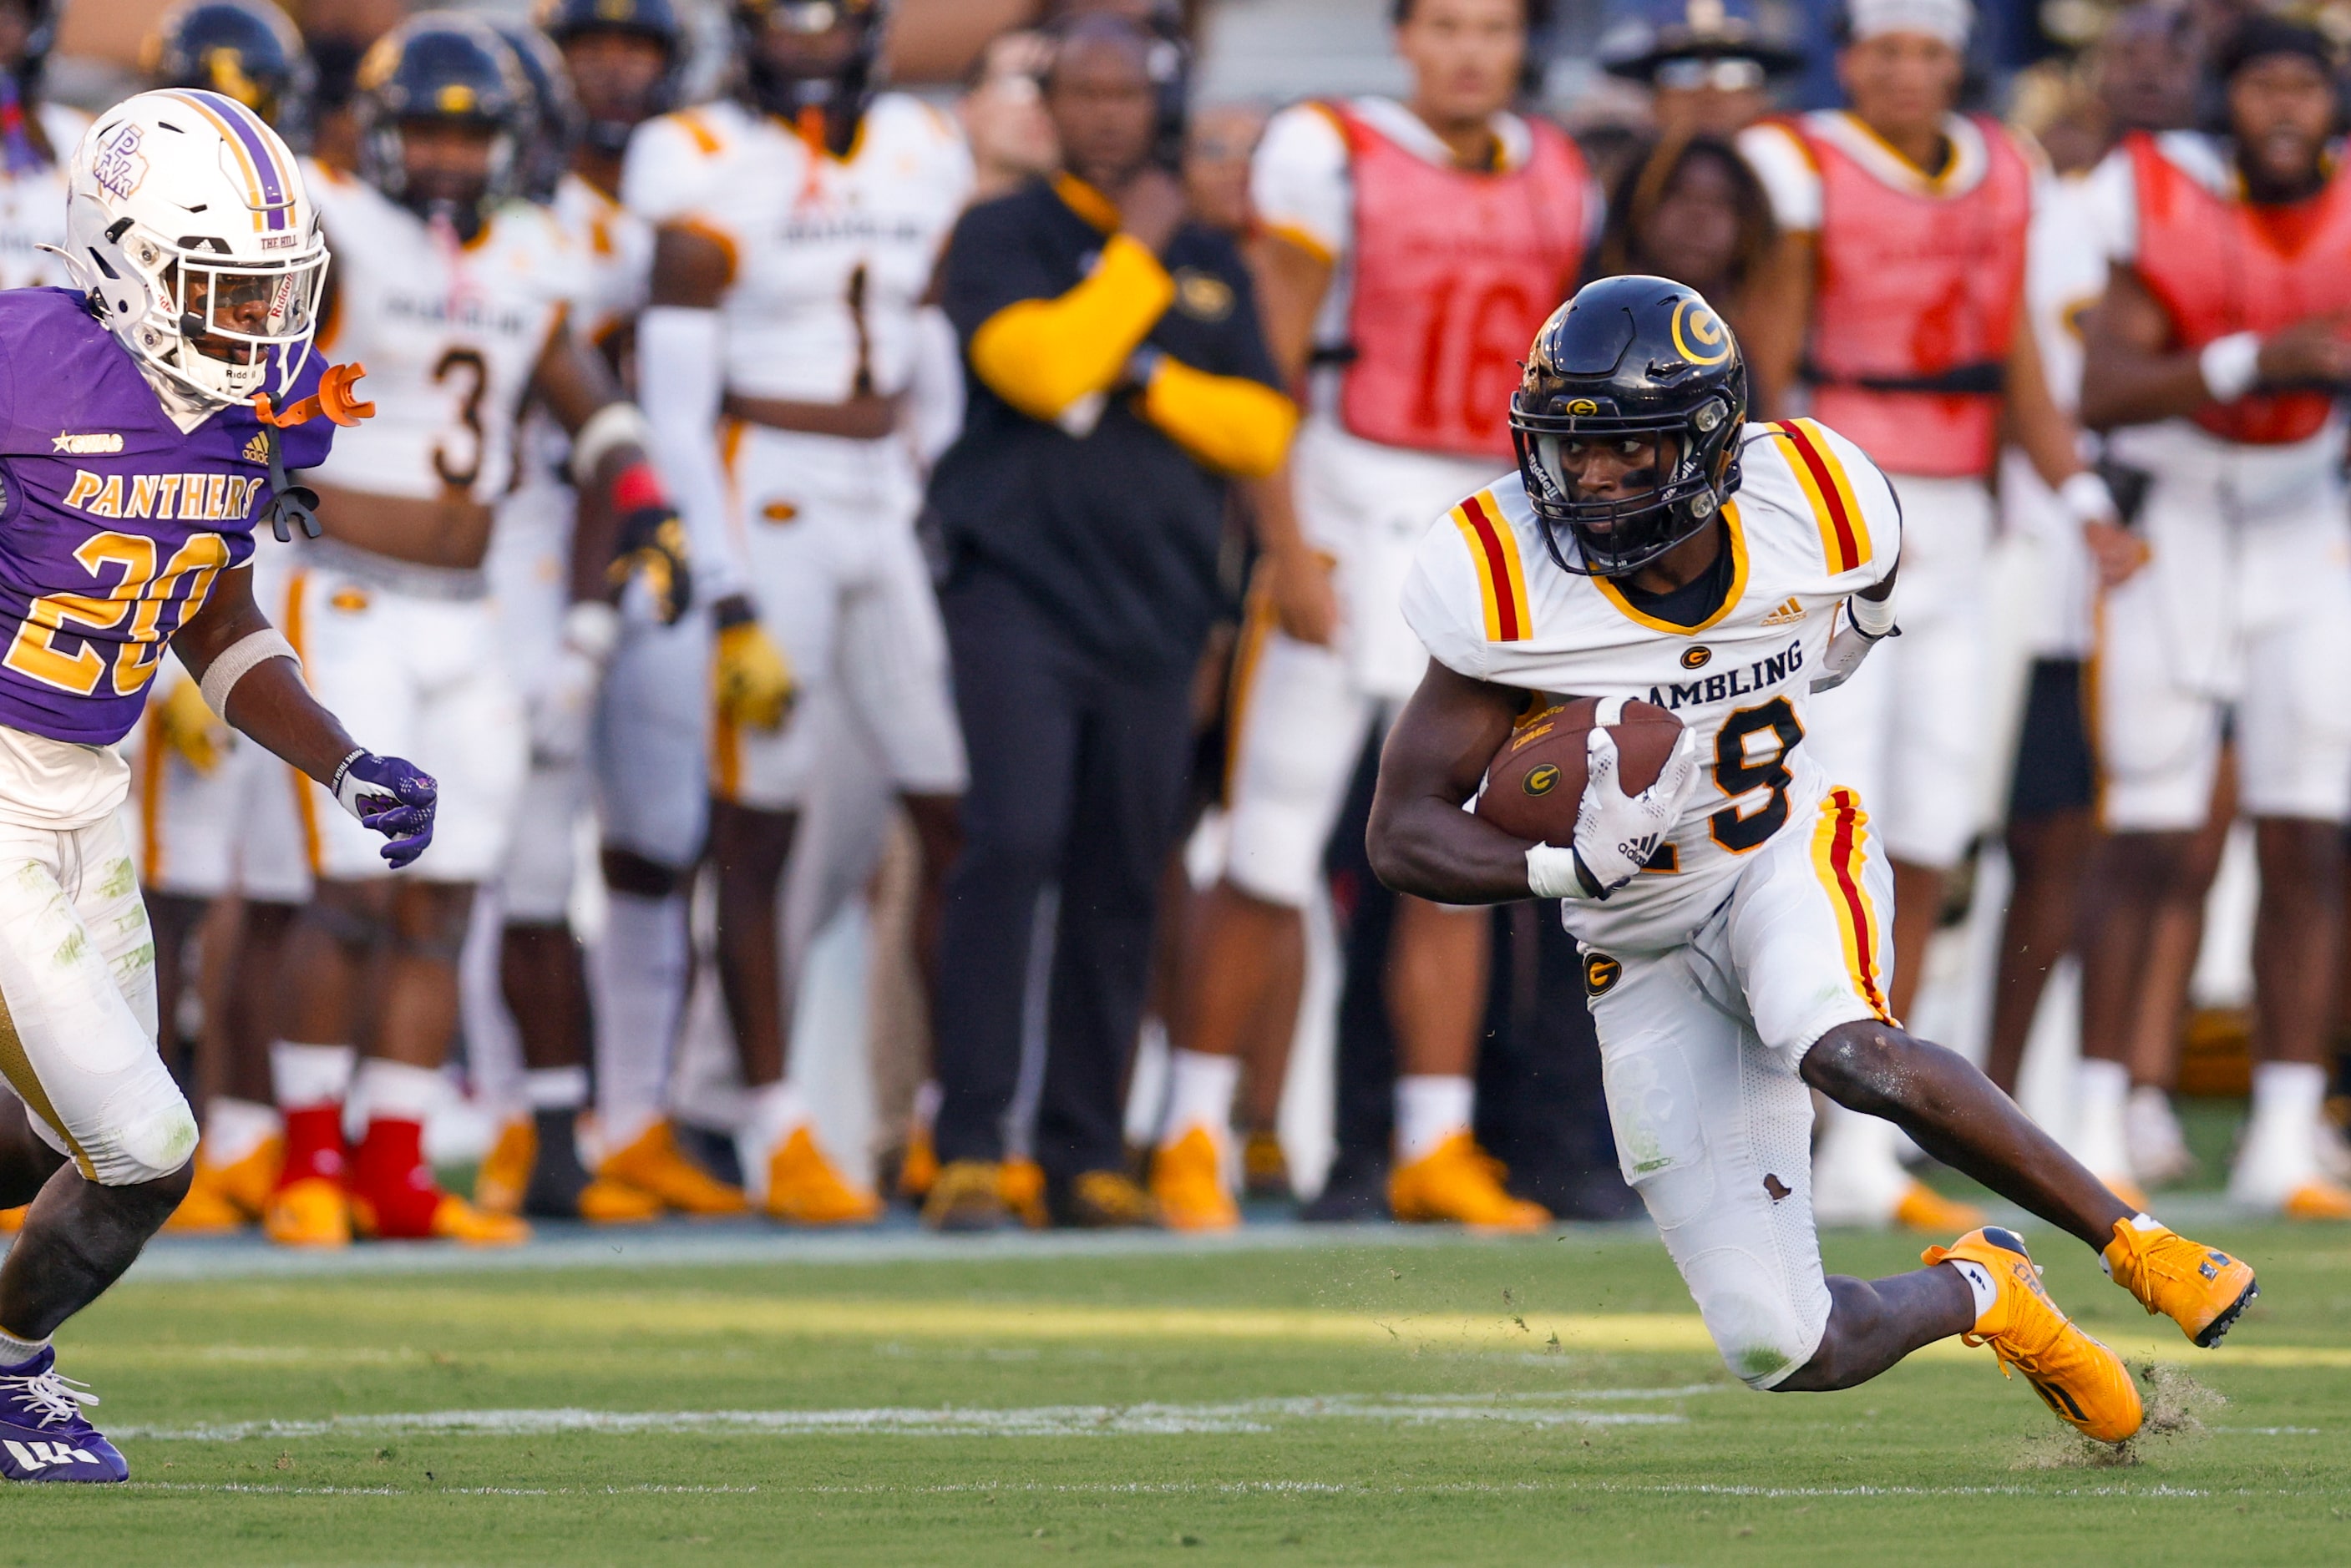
left=494, top=23, right=581, bottom=203
left=733, top=0, right=888, bottom=126
left=1509, top=275, right=1748, bottom=579
left=142, top=0, right=315, bottom=137
left=535, top=0, right=687, bottom=156
left=354, top=13, right=534, bottom=239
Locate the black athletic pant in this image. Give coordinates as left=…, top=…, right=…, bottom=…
left=932, top=568, right=1198, bottom=1180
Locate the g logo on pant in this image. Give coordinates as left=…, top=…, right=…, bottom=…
left=1583, top=952, right=1622, bottom=998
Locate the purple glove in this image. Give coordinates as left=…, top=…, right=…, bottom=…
left=329, top=749, right=437, bottom=868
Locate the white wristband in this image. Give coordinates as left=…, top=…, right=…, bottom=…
left=569, top=402, right=651, bottom=485
left=2057, top=470, right=2116, bottom=525
left=1848, top=588, right=1897, bottom=639
left=2198, top=331, right=2262, bottom=404
left=560, top=599, right=621, bottom=663
left=1525, top=842, right=1584, bottom=899
left=197, top=629, right=299, bottom=716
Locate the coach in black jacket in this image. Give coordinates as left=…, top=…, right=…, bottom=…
left=923, top=12, right=1295, bottom=1230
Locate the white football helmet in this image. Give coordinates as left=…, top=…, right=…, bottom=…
left=57, top=89, right=328, bottom=407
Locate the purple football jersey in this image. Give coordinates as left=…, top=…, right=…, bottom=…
left=0, top=289, right=335, bottom=745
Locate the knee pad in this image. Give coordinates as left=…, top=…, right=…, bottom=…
left=1680, top=1246, right=1829, bottom=1389
left=50, top=1072, right=200, bottom=1188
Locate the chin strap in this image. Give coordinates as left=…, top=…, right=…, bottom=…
left=251, top=363, right=375, bottom=542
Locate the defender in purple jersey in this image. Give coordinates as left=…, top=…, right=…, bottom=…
left=0, top=90, right=433, bottom=1485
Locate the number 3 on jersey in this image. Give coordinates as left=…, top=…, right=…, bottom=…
left=1709, top=696, right=1803, bottom=852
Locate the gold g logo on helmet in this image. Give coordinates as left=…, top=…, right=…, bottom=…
left=1670, top=298, right=1732, bottom=367
left=1566, top=397, right=1599, bottom=416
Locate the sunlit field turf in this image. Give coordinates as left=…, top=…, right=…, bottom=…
left=3, top=1212, right=2347, bottom=1565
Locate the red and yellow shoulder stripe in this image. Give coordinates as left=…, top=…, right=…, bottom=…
left=1766, top=418, right=1872, bottom=575
left=1447, top=490, right=1533, bottom=643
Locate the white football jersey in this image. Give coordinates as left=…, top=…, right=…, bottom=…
left=550, top=170, right=651, bottom=353
left=302, top=162, right=586, bottom=503
left=1402, top=418, right=1904, bottom=952
left=0, top=104, right=89, bottom=291
left=619, top=94, right=973, bottom=402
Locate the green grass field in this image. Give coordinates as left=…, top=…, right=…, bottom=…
left=4, top=1210, right=2348, bottom=1565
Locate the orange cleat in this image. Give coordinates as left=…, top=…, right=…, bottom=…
left=922, top=1160, right=1006, bottom=1232
left=163, top=1159, right=247, bottom=1235
left=598, top=1120, right=748, bottom=1216
left=263, top=1176, right=351, bottom=1248
left=2281, top=1180, right=2351, bottom=1221
left=408, top=1193, right=530, bottom=1247
left=473, top=1118, right=535, bottom=1217
left=1000, top=1156, right=1048, bottom=1229
left=1925, top=1226, right=2142, bottom=1444
left=1149, top=1127, right=1239, bottom=1232
left=896, top=1125, right=940, bottom=1201
left=0, top=1206, right=23, bottom=1234
left=1892, top=1179, right=1985, bottom=1234
left=212, top=1136, right=282, bottom=1219
left=1390, top=1132, right=1549, bottom=1232
left=2104, top=1217, right=2258, bottom=1348
left=760, top=1127, right=883, bottom=1226
left=575, top=1176, right=664, bottom=1226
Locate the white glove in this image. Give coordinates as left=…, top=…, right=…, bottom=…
left=1810, top=594, right=1898, bottom=694
left=1548, top=708, right=1701, bottom=901
left=528, top=602, right=620, bottom=765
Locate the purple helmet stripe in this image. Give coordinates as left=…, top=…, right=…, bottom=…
left=170, top=89, right=291, bottom=231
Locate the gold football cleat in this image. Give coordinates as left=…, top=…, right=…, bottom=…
left=2103, top=1217, right=2258, bottom=1348
left=1925, top=1226, right=2142, bottom=1444
left=163, top=1160, right=247, bottom=1235
left=1892, top=1179, right=1984, bottom=1234
left=598, top=1120, right=749, bottom=1216
left=922, top=1159, right=1008, bottom=1232
left=761, top=1127, right=882, bottom=1226
left=422, top=1194, right=531, bottom=1247
left=1390, top=1132, right=1549, bottom=1232
left=1149, top=1127, right=1239, bottom=1232
left=473, top=1118, right=535, bottom=1217
left=263, top=1176, right=351, bottom=1249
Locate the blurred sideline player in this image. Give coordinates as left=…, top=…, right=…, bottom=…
left=1978, top=6, right=2193, bottom=1181
left=1598, top=0, right=1805, bottom=145
left=0, top=0, right=80, bottom=291
left=0, top=89, right=432, bottom=1481
left=264, top=13, right=690, bottom=1247
left=127, top=0, right=322, bottom=1237
left=1367, top=273, right=2256, bottom=1445
left=626, top=0, right=968, bottom=1223
left=1155, top=0, right=1590, bottom=1232
left=456, top=20, right=670, bottom=1226
left=2076, top=16, right=2351, bottom=1220
left=468, top=0, right=748, bottom=1222
left=1735, top=0, right=2126, bottom=1231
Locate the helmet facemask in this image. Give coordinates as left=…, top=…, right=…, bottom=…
left=1514, top=398, right=1738, bottom=579
left=132, top=230, right=327, bottom=403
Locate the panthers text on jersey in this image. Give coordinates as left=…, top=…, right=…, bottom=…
left=0, top=289, right=334, bottom=746
left=1401, top=417, right=1904, bottom=952
left=301, top=161, right=586, bottom=503
left=619, top=94, right=973, bottom=402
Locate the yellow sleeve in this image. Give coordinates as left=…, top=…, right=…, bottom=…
left=967, top=235, right=1176, bottom=420
left=1136, top=357, right=1299, bottom=478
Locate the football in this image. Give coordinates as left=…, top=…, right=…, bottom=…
left=1474, top=696, right=1685, bottom=847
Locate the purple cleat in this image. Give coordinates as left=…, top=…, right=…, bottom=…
left=0, top=1348, right=124, bottom=1483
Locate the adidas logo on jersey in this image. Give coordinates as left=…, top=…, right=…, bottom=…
left=243, top=432, right=271, bottom=466
left=50, top=432, right=123, bottom=455
left=3, top=1437, right=100, bottom=1470
left=1761, top=597, right=1806, bottom=626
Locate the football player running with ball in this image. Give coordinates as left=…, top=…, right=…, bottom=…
left=1366, top=276, right=2256, bottom=1443
left=0, top=92, right=429, bottom=1481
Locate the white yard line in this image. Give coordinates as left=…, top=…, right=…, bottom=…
left=117, top=1388, right=1725, bottom=1443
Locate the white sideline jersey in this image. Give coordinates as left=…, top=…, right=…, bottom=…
left=1402, top=419, right=1904, bottom=952
left=619, top=94, right=972, bottom=402
left=303, top=163, right=585, bottom=503
left=0, top=104, right=88, bottom=291
left=552, top=170, right=651, bottom=352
